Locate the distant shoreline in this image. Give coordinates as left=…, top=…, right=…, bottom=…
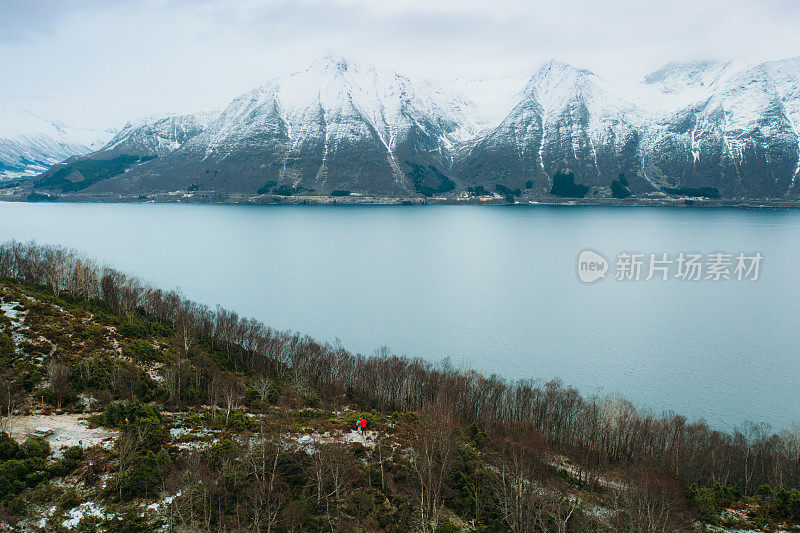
left=2, top=190, right=800, bottom=209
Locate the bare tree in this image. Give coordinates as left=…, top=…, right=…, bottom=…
left=409, top=404, right=456, bottom=532
left=47, top=360, right=70, bottom=409
left=615, top=469, right=690, bottom=533
left=251, top=375, right=273, bottom=403
left=495, top=423, right=548, bottom=532
left=244, top=422, right=285, bottom=533
left=220, top=374, right=244, bottom=423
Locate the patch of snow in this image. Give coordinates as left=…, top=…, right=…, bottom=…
left=0, top=299, right=28, bottom=350
left=63, top=501, right=109, bottom=529
left=147, top=491, right=182, bottom=510
left=37, top=505, right=57, bottom=529
left=283, top=429, right=379, bottom=453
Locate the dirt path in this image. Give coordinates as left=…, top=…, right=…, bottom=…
left=8, top=414, right=117, bottom=456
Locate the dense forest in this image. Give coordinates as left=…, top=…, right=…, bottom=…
left=0, top=240, right=798, bottom=531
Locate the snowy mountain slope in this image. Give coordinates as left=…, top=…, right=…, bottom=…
left=203, top=55, right=483, bottom=152
left=55, top=55, right=485, bottom=197
left=456, top=60, right=649, bottom=193
left=764, top=58, right=800, bottom=188
left=31, top=110, right=218, bottom=193
left=528, top=60, right=647, bottom=190
left=455, top=57, right=800, bottom=199
left=0, top=108, right=113, bottom=180
left=633, top=61, right=734, bottom=115
left=24, top=55, right=800, bottom=200
left=639, top=58, right=800, bottom=197
left=97, top=110, right=220, bottom=158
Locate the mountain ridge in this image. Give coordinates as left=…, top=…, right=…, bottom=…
left=11, top=55, right=800, bottom=203
left=0, top=108, right=115, bottom=180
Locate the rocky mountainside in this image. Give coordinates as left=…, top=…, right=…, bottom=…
left=0, top=108, right=114, bottom=180
left=637, top=59, right=800, bottom=198
left=33, top=56, right=483, bottom=198
left=457, top=60, right=648, bottom=194
left=101, top=111, right=220, bottom=158
left=22, top=56, right=800, bottom=202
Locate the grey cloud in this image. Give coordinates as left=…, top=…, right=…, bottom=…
left=0, top=0, right=798, bottom=128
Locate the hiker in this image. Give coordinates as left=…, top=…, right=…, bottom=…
left=360, top=416, right=367, bottom=436
left=356, top=417, right=362, bottom=432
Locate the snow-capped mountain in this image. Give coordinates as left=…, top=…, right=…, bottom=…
left=206, top=55, right=482, bottom=152
left=637, top=58, right=800, bottom=197
left=177, top=54, right=483, bottom=196
left=30, top=111, right=219, bottom=193
left=457, top=60, right=648, bottom=193
left=25, top=55, right=800, bottom=201
left=37, top=56, right=485, bottom=197
left=0, top=108, right=114, bottom=180
left=456, top=57, right=800, bottom=199
left=99, top=111, right=220, bottom=158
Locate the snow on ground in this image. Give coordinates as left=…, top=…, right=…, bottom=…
left=171, top=426, right=221, bottom=450
left=0, top=300, right=22, bottom=322
left=147, top=365, right=164, bottom=382
left=102, top=325, right=125, bottom=357
left=9, top=414, right=116, bottom=456
left=0, top=296, right=59, bottom=363
left=37, top=505, right=57, bottom=529
left=0, top=298, right=28, bottom=349
left=285, top=429, right=378, bottom=453
left=699, top=505, right=786, bottom=533
left=703, top=525, right=779, bottom=533
left=147, top=491, right=182, bottom=510
left=584, top=503, right=616, bottom=526
left=170, top=426, right=205, bottom=439
left=62, top=501, right=110, bottom=529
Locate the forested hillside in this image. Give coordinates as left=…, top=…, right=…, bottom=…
left=0, top=241, right=798, bottom=531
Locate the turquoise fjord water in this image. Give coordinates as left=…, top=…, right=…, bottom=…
left=0, top=202, right=798, bottom=430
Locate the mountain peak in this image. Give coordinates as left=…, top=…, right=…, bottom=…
left=524, top=59, right=598, bottom=96
left=519, top=59, right=612, bottom=115
left=534, top=59, right=595, bottom=80
left=309, top=53, right=352, bottom=73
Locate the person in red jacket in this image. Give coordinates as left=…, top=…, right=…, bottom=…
left=360, top=416, right=367, bottom=436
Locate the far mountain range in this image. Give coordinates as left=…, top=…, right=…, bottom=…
left=3, top=56, right=800, bottom=204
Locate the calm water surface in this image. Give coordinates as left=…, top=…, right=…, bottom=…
left=0, top=202, right=797, bottom=430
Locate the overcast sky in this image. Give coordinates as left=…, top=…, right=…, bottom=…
left=2, top=0, right=799, bottom=129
